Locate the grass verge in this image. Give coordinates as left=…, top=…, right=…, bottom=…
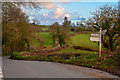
left=54, top=47, right=98, bottom=54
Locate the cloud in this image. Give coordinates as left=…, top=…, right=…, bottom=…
left=23, top=2, right=72, bottom=25
left=40, top=2, right=57, bottom=9
left=48, top=6, right=70, bottom=20
left=53, top=6, right=65, bottom=19
left=28, top=6, right=71, bottom=25
left=39, top=2, right=71, bottom=20
left=42, top=13, right=48, bottom=17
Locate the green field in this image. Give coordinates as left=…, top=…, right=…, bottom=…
left=39, top=32, right=53, bottom=46
left=31, top=32, right=106, bottom=52
left=70, top=31, right=75, bottom=34
left=41, top=27, right=48, bottom=31
left=31, top=32, right=53, bottom=46
left=71, top=33, right=105, bottom=51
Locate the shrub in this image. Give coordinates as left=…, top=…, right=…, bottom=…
left=12, top=52, right=19, bottom=56
left=117, top=52, right=120, bottom=69
left=10, top=52, right=19, bottom=59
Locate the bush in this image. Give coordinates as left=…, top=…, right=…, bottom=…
left=117, top=52, right=120, bottom=69
left=10, top=51, right=24, bottom=59
left=12, top=52, right=19, bottom=56
left=10, top=52, right=19, bottom=59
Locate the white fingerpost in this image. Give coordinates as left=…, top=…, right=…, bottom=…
left=99, top=28, right=102, bottom=57
left=90, top=28, right=106, bottom=57
left=90, top=37, right=100, bottom=41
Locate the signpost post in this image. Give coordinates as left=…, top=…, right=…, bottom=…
left=90, top=28, right=105, bottom=57
left=99, top=28, right=102, bottom=57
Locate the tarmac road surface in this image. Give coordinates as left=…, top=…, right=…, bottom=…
left=0, top=57, right=3, bottom=79
left=2, top=56, right=120, bottom=78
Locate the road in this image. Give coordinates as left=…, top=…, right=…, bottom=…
left=0, top=57, right=3, bottom=79
left=2, top=56, right=120, bottom=78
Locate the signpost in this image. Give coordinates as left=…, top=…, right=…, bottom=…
left=90, top=37, right=99, bottom=41
left=90, top=28, right=106, bottom=57
left=91, top=34, right=99, bottom=37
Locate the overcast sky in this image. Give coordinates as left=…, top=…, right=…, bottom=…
left=22, top=2, right=118, bottom=25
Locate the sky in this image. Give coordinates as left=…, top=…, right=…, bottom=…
left=22, top=2, right=118, bottom=25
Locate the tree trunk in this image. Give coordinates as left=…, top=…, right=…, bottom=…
left=25, top=39, right=29, bottom=51
left=27, top=43, right=29, bottom=51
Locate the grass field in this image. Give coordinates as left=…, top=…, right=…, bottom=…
left=37, top=32, right=53, bottom=46
left=71, top=33, right=105, bottom=51
left=41, top=27, right=48, bottom=31
left=31, top=32, right=106, bottom=52
left=31, top=32, right=53, bottom=46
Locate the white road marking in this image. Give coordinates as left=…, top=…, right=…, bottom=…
left=0, top=67, right=3, bottom=79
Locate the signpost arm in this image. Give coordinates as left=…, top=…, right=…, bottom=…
left=99, top=28, right=102, bottom=57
